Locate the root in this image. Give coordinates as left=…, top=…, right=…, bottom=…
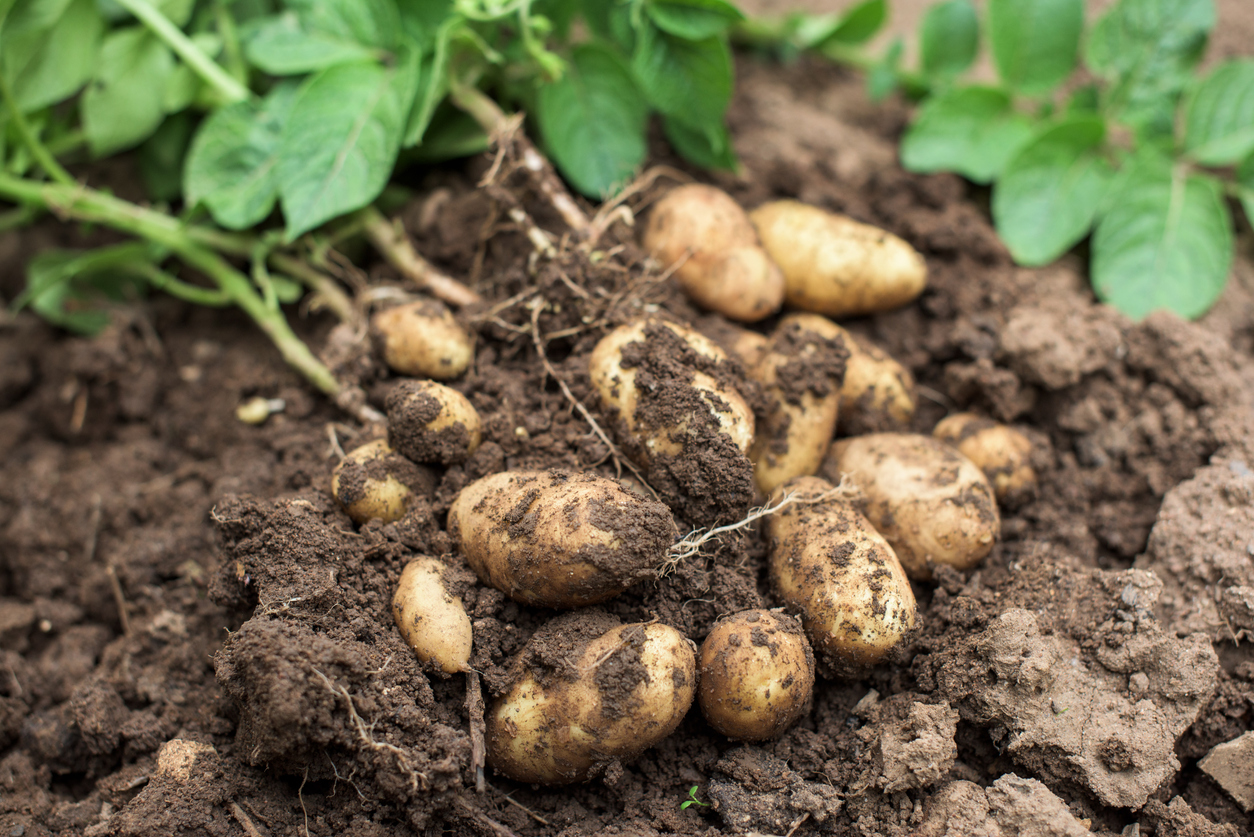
left=360, top=207, right=482, bottom=308
left=466, top=670, right=486, bottom=794
left=229, top=802, right=266, bottom=837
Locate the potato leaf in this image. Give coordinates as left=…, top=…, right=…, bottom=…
left=23, top=249, right=145, bottom=336
left=403, top=16, right=457, bottom=148
left=794, top=0, right=886, bottom=50
left=867, top=37, right=903, bottom=102
left=5, top=0, right=103, bottom=112
left=1238, top=153, right=1254, bottom=232
left=919, top=0, right=978, bottom=80
left=645, top=0, right=743, bottom=41
left=900, top=86, right=1034, bottom=184
left=139, top=112, right=194, bottom=201
left=82, top=27, right=174, bottom=156
left=243, top=13, right=376, bottom=76
left=988, top=0, right=1082, bottom=95
left=663, top=115, right=737, bottom=171
left=286, top=0, right=398, bottom=52
left=1183, top=60, right=1254, bottom=166
left=632, top=23, right=731, bottom=127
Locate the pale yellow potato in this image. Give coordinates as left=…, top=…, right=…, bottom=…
left=447, top=469, right=675, bottom=608
left=767, top=477, right=917, bottom=674
left=372, top=300, right=474, bottom=380
left=823, top=433, right=1000, bottom=578
left=698, top=609, right=814, bottom=741
left=386, top=379, right=482, bottom=465
left=643, top=184, right=784, bottom=322
left=750, top=200, right=927, bottom=318
left=330, top=439, right=436, bottom=524
left=840, top=335, right=916, bottom=436
left=487, top=619, right=696, bottom=784
left=391, top=557, right=472, bottom=674
left=933, top=413, right=1037, bottom=505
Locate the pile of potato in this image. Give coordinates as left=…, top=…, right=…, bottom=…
left=327, top=185, right=1038, bottom=786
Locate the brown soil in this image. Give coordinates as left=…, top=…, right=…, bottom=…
left=4, top=55, right=1254, bottom=837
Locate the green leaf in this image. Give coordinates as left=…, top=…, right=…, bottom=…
left=163, top=32, right=221, bottom=113
left=243, top=13, right=376, bottom=75
left=536, top=44, right=648, bottom=197
left=1, top=0, right=73, bottom=38
left=663, top=115, right=737, bottom=171
left=406, top=101, right=488, bottom=162
left=287, top=0, right=398, bottom=51
left=632, top=24, right=732, bottom=126
left=185, top=82, right=300, bottom=230
left=1092, top=158, right=1232, bottom=320
left=139, top=112, right=194, bottom=201
left=900, top=86, right=1034, bottom=183
left=919, top=0, right=978, bottom=79
left=81, top=27, right=174, bottom=156
left=277, top=62, right=405, bottom=238
left=645, top=0, right=743, bottom=41
left=992, top=116, right=1113, bottom=266
left=398, top=0, right=454, bottom=46
left=23, top=249, right=144, bottom=335
left=404, top=15, right=458, bottom=148
left=1183, top=59, right=1254, bottom=166
left=988, top=0, right=1082, bottom=95
left=794, top=0, right=886, bottom=49
left=5, top=0, right=104, bottom=111
left=1238, top=153, right=1254, bottom=231
left=867, top=36, right=903, bottom=101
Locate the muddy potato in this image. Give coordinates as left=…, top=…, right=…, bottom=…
left=693, top=315, right=769, bottom=370
left=750, top=200, right=927, bottom=318
left=330, top=439, right=437, bottom=524
left=643, top=184, right=785, bottom=322
left=823, top=433, right=1000, bottom=578
left=391, top=557, right=472, bottom=674
left=386, top=379, right=482, bottom=465
left=839, top=334, right=916, bottom=435
left=487, top=615, right=697, bottom=785
left=933, top=413, right=1036, bottom=505
left=372, top=300, right=474, bottom=380
left=698, top=609, right=815, bottom=741
left=448, top=469, right=674, bottom=608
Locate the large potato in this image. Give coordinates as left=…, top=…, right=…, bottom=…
left=750, top=200, right=927, bottom=318
left=823, top=433, right=999, bottom=578
left=372, top=300, right=474, bottom=380
left=386, top=379, right=482, bottom=465
left=330, top=439, right=437, bottom=524
left=487, top=614, right=696, bottom=784
left=448, top=469, right=675, bottom=608
left=933, top=413, right=1036, bottom=506
left=767, top=477, right=917, bottom=674
left=392, top=557, right=472, bottom=675
left=643, top=184, right=784, bottom=322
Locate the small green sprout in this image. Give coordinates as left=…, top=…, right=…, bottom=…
left=680, top=785, right=710, bottom=810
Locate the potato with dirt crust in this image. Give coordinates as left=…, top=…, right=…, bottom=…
left=487, top=614, right=696, bottom=785
left=447, top=469, right=675, bottom=608
left=822, top=433, right=1000, bottom=578
left=932, top=413, right=1037, bottom=505
left=589, top=318, right=756, bottom=525
left=643, top=184, right=785, bottom=322
left=766, top=477, right=917, bottom=674
left=386, top=379, right=482, bottom=465
left=750, top=200, right=927, bottom=318
left=372, top=299, right=475, bottom=380
left=698, top=609, right=815, bottom=741
left=330, top=439, right=437, bottom=524
left=392, top=557, right=472, bottom=674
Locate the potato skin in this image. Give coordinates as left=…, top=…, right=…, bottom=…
left=386, top=379, right=482, bottom=465
left=487, top=617, right=697, bottom=785
left=750, top=200, right=927, bottom=318
left=372, top=300, right=474, bottom=380
left=643, top=184, right=784, bottom=322
left=933, top=413, right=1036, bottom=505
left=698, top=610, right=814, bottom=741
left=840, top=335, right=916, bottom=436
left=447, top=469, right=675, bottom=608
left=392, top=557, right=472, bottom=674
left=823, top=433, right=1000, bottom=578
left=767, top=477, right=917, bottom=675
left=330, top=439, right=436, bottom=524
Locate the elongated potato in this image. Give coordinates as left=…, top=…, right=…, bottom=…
left=698, top=609, right=815, bottom=741
left=372, top=300, right=474, bottom=380
left=643, top=184, right=784, bottom=322
left=767, top=477, right=916, bottom=674
left=392, top=557, right=472, bottom=674
left=330, top=439, right=437, bottom=524
left=933, top=413, right=1036, bottom=505
left=589, top=319, right=755, bottom=525
left=488, top=615, right=697, bottom=784
left=750, top=200, right=927, bottom=318
left=822, top=433, right=999, bottom=578
left=448, top=469, right=674, bottom=608
left=386, top=379, right=482, bottom=465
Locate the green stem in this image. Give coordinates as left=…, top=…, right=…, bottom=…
left=0, top=73, right=76, bottom=186
left=132, top=263, right=232, bottom=307
left=112, top=0, right=251, bottom=104
left=214, top=0, right=249, bottom=86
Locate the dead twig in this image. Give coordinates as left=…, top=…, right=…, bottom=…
left=497, top=791, right=550, bottom=826
left=87, top=494, right=132, bottom=637
left=230, top=802, right=267, bottom=837
left=360, top=207, right=482, bottom=308
left=466, top=670, right=487, bottom=794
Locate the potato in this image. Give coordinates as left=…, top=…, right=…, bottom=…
left=386, top=379, right=482, bottom=465
left=822, top=433, right=1000, bottom=578
left=749, top=317, right=849, bottom=494
left=372, top=300, right=474, bottom=380
left=643, top=184, right=784, bottom=322
left=698, top=609, right=814, bottom=741
left=693, top=316, right=769, bottom=370
left=766, top=476, right=917, bottom=673
left=487, top=614, right=696, bottom=784
left=448, top=469, right=675, bottom=608
left=839, top=334, right=916, bottom=436
left=392, top=557, right=472, bottom=674
left=933, top=413, right=1036, bottom=505
left=749, top=200, right=927, bottom=318
left=330, top=439, right=437, bottom=524
left=589, top=318, right=755, bottom=525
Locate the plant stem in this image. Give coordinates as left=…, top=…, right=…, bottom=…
left=269, top=253, right=359, bottom=327
left=0, top=74, right=76, bottom=187
left=359, top=206, right=483, bottom=307
left=113, top=0, right=251, bottom=104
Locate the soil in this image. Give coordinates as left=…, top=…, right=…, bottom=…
left=4, top=48, right=1254, bottom=837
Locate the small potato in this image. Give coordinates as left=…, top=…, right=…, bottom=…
left=822, top=433, right=1000, bottom=578
left=839, top=334, right=916, bottom=436
left=372, top=300, right=474, bottom=380
left=698, top=610, right=815, bottom=741
left=643, top=184, right=785, bottom=322
left=750, top=200, right=927, bottom=318
left=933, top=413, right=1036, bottom=505
left=488, top=615, right=696, bottom=784
left=392, top=557, right=472, bottom=674
left=767, top=477, right=917, bottom=674
left=386, top=379, right=482, bottom=465
left=448, top=469, right=675, bottom=608
left=330, top=439, right=437, bottom=524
